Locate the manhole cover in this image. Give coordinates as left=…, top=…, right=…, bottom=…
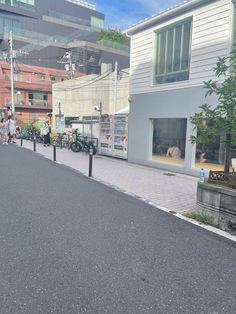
left=163, top=173, right=176, bottom=176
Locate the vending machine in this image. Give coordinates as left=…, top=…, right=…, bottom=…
left=113, top=114, right=128, bottom=159
left=99, top=114, right=113, bottom=156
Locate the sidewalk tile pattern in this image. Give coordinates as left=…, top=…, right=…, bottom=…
left=18, top=141, right=198, bottom=214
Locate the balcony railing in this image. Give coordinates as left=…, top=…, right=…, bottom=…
left=97, top=39, right=130, bottom=52
left=15, top=101, right=50, bottom=107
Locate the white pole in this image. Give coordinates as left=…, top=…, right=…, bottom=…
left=10, top=30, right=15, bottom=115
left=113, top=61, right=118, bottom=114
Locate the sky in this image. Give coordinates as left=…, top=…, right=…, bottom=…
left=95, top=0, right=183, bottom=29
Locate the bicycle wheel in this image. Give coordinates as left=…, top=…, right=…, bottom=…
left=70, top=141, right=82, bottom=152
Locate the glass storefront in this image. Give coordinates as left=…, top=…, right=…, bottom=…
left=194, top=137, right=236, bottom=171
left=195, top=138, right=224, bottom=171
left=152, top=118, right=187, bottom=165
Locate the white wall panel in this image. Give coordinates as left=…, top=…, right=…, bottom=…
left=129, top=0, right=232, bottom=95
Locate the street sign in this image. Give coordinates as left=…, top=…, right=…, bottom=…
left=55, top=115, right=65, bottom=133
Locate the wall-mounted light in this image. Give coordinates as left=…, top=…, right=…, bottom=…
left=128, top=95, right=133, bottom=103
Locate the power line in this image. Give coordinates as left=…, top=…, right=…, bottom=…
left=53, top=70, right=112, bottom=91
left=52, top=72, right=129, bottom=91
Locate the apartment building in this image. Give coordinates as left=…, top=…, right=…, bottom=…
left=0, top=60, right=84, bottom=124
left=126, top=0, right=236, bottom=176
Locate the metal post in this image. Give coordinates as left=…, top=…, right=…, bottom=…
left=88, top=148, right=93, bottom=177
left=20, top=136, right=23, bottom=147
left=113, top=61, right=118, bottom=114
left=33, top=136, right=36, bottom=152
left=60, top=134, right=63, bottom=149
left=53, top=145, right=56, bottom=161
left=9, top=31, right=15, bottom=115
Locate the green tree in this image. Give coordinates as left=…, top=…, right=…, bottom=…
left=98, top=29, right=130, bottom=45
left=190, top=53, right=236, bottom=173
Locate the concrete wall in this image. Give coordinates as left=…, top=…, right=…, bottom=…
left=197, top=182, right=236, bottom=232
left=128, top=85, right=218, bottom=176
left=52, top=68, right=130, bottom=123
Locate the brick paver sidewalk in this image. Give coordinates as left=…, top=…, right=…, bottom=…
left=17, top=140, right=198, bottom=214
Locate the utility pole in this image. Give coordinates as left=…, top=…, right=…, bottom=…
left=113, top=61, right=118, bottom=114
left=59, top=102, right=62, bottom=117
left=8, top=31, right=28, bottom=116
left=58, top=51, right=75, bottom=79
left=9, top=30, right=15, bottom=115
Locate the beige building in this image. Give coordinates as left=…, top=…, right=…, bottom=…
left=52, top=64, right=130, bottom=129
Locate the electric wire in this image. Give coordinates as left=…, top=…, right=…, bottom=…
left=53, top=74, right=130, bottom=91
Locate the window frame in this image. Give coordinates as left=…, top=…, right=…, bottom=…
left=154, top=17, right=193, bottom=85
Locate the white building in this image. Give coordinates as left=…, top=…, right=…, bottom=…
left=126, top=0, right=235, bottom=176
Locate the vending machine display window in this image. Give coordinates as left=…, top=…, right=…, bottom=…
left=99, top=114, right=113, bottom=155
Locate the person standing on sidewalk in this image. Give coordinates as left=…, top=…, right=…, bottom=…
left=0, top=118, right=8, bottom=145
left=41, top=120, right=50, bottom=146
left=7, top=116, right=16, bottom=143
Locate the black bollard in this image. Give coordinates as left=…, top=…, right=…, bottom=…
left=20, top=137, right=23, bottom=147
left=88, top=148, right=93, bottom=177
left=33, top=137, right=36, bottom=152
left=53, top=145, right=56, bottom=161
left=60, top=134, right=63, bottom=149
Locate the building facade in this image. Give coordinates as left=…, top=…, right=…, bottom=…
left=0, top=0, right=129, bottom=74
left=127, top=0, right=236, bottom=176
left=0, top=60, right=84, bottom=124
left=52, top=63, right=129, bottom=127
left=0, top=0, right=129, bottom=122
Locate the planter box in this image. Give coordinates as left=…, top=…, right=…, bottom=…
left=197, top=182, right=236, bottom=231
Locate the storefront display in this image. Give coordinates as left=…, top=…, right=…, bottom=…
left=152, top=118, right=187, bottom=165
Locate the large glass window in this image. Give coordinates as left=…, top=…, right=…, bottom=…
left=0, top=17, right=20, bottom=32
left=194, top=124, right=236, bottom=171
left=155, top=18, right=192, bottom=84
left=14, top=0, right=35, bottom=6
left=91, top=16, right=104, bottom=29
left=0, top=0, right=35, bottom=6
left=152, top=118, right=187, bottom=165
left=195, top=138, right=225, bottom=171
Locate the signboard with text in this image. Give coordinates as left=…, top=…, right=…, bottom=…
left=55, top=115, right=65, bottom=133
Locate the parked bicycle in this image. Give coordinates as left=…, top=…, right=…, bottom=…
left=70, top=129, right=97, bottom=155
left=20, top=125, right=43, bottom=143
left=50, top=132, right=73, bottom=148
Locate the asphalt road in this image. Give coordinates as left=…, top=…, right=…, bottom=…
left=0, top=145, right=236, bottom=314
